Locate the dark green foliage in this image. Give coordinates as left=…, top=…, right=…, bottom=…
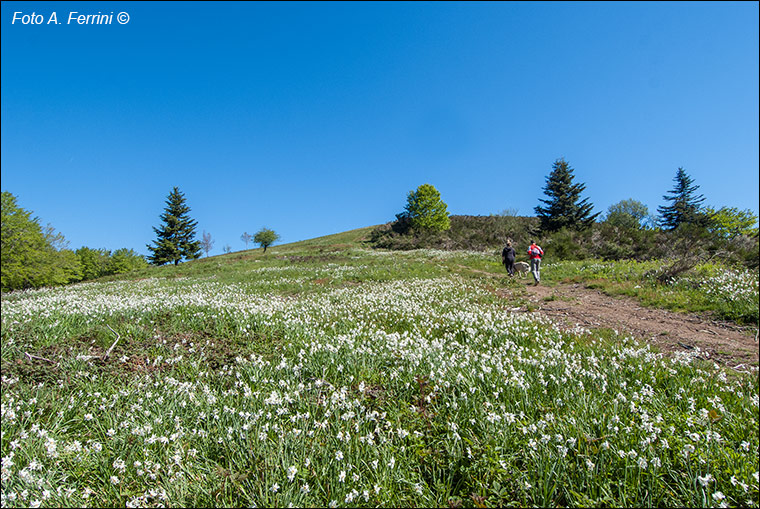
left=652, top=222, right=721, bottom=282
left=591, top=222, right=664, bottom=261
left=371, top=214, right=760, bottom=272
left=253, top=228, right=280, bottom=253
left=397, top=184, right=451, bottom=232
left=542, top=228, right=590, bottom=261
left=147, top=187, right=202, bottom=266
left=535, top=158, right=600, bottom=232
left=733, top=234, right=760, bottom=269
left=1, top=191, right=82, bottom=291
left=371, top=215, right=539, bottom=252
left=657, top=168, right=708, bottom=230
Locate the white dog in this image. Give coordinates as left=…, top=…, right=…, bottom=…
left=513, top=261, right=530, bottom=277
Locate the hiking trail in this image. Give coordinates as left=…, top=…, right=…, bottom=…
left=455, top=265, right=758, bottom=368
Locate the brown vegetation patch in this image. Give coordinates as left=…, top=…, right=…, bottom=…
left=278, top=254, right=350, bottom=264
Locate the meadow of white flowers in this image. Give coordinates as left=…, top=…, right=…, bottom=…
left=1, top=250, right=758, bottom=507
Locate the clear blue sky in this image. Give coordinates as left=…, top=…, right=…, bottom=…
left=2, top=1, right=758, bottom=256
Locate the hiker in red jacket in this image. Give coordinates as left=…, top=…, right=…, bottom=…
left=528, top=240, right=544, bottom=285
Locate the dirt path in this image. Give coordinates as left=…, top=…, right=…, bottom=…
left=508, top=281, right=758, bottom=368
left=454, top=264, right=758, bottom=367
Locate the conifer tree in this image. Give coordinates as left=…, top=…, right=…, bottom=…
left=656, top=167, right=707, bottom=230
left=147, top=187, right=202, bottom=265
left=534, top=158, right=599, bottom=232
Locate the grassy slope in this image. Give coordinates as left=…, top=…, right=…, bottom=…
left=123, top=225, right=758, bottom=326
left=1, top=227, right=759, bottom=508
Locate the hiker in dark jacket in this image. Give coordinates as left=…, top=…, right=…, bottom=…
left=502, top=241, right=516, bottom=276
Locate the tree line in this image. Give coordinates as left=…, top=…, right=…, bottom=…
left=1, top=187, right=280, bottom=291
left=1, top=192, right=147, bottom=291
left=2, top=160, right=757, bottom=291
left=390, top=159, right=756, bottom=237
left=372, top=159, right=758, bottom=270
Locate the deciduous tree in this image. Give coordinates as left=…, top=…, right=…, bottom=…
left=1, top=191, right=81, bottom=290
left=604, top=199, right=652, bottom=229
left=201, top=230, right=214, bottom=257
left=76, top=247, right=112, bottom=280
left=109, top=248, right=147, bottom=274
left=397, top=184, right=451, bottom=232
left=704, top=206, right=758, bottom=239
left=241, top=232, right=253, bottom=250
left=254, top=228, right=279, bottom=253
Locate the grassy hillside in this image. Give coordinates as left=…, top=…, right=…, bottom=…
left=1, top=232, right=758, bottom=508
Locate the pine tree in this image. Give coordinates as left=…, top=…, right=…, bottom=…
left=657, top=167, right=707, bottom=230
left=534, top=158, right=599, bottom=232
left=147, top=187, right=202, bottom=265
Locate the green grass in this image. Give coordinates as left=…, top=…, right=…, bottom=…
left=2, top=236, right=758, bottom=508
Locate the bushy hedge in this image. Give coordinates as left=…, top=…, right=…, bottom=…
left=370, top=215, right=540, bottom=254
left=370, top=216, right=759, bottom=270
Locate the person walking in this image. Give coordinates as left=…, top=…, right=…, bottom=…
left=501, top=241, right=516, bottom=276
left=527, top=240, right=544, bottom=285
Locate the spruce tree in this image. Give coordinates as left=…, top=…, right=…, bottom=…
left=534, top=158, right=599, bottom=232
left=656, top=167, right=707, bottom=230
left=147, top=187, right=202, bottom=265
